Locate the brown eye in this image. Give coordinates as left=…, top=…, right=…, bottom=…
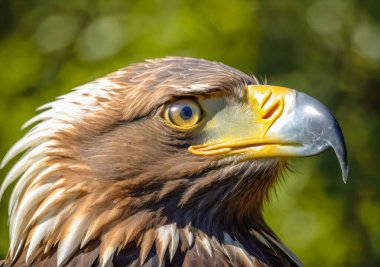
left=165, top=99, right=202, bottom=128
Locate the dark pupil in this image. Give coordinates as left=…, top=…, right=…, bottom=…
left=180, top=106, right=193, bottom=120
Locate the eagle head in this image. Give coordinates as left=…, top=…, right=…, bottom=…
left=0, top=57, right=347, bottom=267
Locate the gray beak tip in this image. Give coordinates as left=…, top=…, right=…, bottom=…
left=342, top=166, right=348, bottom=184
left=291, top=92, right=349, bottom=183
left=342, top=160, right=349, bottom=183
left=330, top=120, right=348, bottom=183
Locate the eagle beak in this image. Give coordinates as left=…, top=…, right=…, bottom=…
left=189, top=85, right=348, bottom=182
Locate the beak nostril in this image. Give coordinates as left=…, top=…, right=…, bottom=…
left=260, top=90, right=272, bottom=109
left=262, top=101, right=281, bottom=120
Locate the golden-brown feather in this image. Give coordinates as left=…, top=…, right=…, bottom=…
left=1, top=57, right=302, bottom=267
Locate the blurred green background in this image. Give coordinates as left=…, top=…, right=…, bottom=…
left=0, top=0, right=379, bottom=266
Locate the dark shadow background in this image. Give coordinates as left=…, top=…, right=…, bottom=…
left=0, top=0, right=379, bottom=266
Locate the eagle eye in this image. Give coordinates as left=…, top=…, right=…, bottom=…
left=165, top=99, right=202, bottom=128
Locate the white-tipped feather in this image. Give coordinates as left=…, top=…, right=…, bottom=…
left=9, top=183, right=52, bottom=256
left=0, top=140, right=55, bottom=198
left=36, top=102, right=53, bottom=111
left=22, top=109, right=72, bottom=130
left=9, top=183, right=52, bottom=250
left=8, top=158, right=49, bottom=216
left=30, top=118, right=68, bottom=131
left=28, top=164, right=62, bottom=191
left=155, top=225, right=172, bottom=265
left=185, top=228, right=194, bottom=247
left=100, top=245, right=117, bottom=267
left=81, top=229, right=95, bottom=249
left=200, top=237, right=213, bottom=257
left=1, top=155, right=35, bottom=199
left=1, top=136, right=39, bottom=169
left=26, top=215, right=56, bottom=263
left=0, top=124, right=59, bottom=170
left=29, top=188, right=65, bottom=225
left=10, top=183, right=52, bottom=238
left=57, top=216, right=88, bottom=267
left=169, top=224, right=179, bottom=261
left=10, top=239, right=25, bottom=261
left=41, top=205, right=73, bottom=255
left=21, top=110, right=52, bottom=130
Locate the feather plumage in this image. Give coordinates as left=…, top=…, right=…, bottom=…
left=0, top=57, right=304, bottom=267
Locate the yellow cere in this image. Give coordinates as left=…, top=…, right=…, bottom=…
left=245, top=85, right=292, bottom=137
left=165, top=99, right=202, bottom=128
left=189, top=85, right=297, bottom=157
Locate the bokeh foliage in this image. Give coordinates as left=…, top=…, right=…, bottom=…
left=0, top=0, right=379, bottom=266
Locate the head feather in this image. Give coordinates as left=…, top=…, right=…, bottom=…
left=0, top=57, right=300, bottom=267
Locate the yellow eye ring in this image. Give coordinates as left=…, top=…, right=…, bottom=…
left=165, top=99, right=202, bottom=128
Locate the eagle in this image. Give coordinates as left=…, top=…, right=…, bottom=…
left=0, top=57, right=348, bottom=267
